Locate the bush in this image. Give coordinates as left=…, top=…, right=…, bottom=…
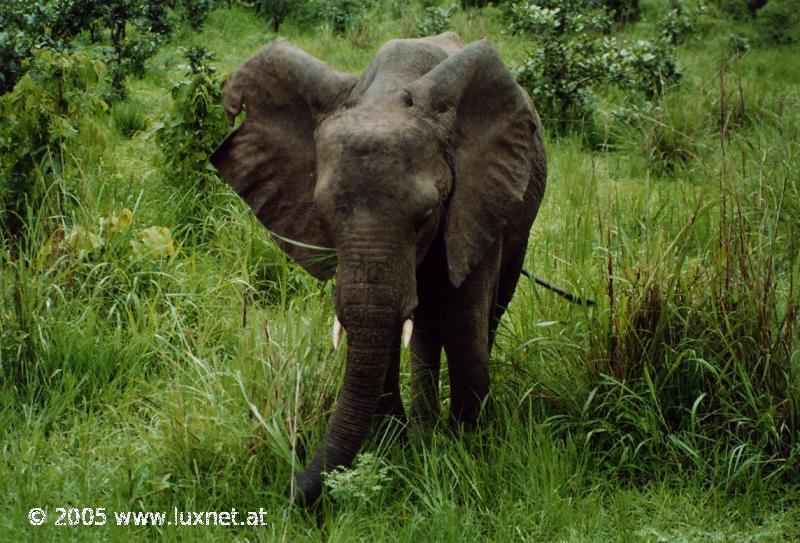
left=511, top=1, right=680, bottom=135
left=154, top=47, right=229, bottom=238
left=416, top=5, right=456, bottom=36
left=315, top=0, right=367, bottom=35
left=658, top=2, right=695, bottom=45
left=181, top=0, right=213, bottom=30
left=139, top=0, right=174, bottom=35
left=602, top=0, right=639, bottom=22
left=0, top=49, right=106, bottom=238
left=0, top=2, right=59, bottom=95
left=756, top=0, right=800, bottom=44
left=0, top=0, right=167, bottom=100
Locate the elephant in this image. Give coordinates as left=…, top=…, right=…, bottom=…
left=210, top=32, right=547, bottom=505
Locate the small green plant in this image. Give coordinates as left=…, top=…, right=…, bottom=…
left=658, top=2, right=695, bottom=45
left=111, top=100, right=149, bottom=137
left=323, top=453, right=391, bottom=503
left=154, top=46, right=229, bottom=239
left=416, top=5, right=456, bottom=36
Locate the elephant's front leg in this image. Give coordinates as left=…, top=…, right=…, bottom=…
left=443, top=243, right=501, bottom=426
left=409, top=308, right=443, bottom=425
left=375, top=342, right=406, bottom=422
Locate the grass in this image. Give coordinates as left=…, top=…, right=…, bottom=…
left=1, top=1, right=799, bottom=541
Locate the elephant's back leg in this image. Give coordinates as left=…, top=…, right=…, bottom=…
left=489, top=244, right=527, bottom=351
left=490, top=167, right=545, bottom=347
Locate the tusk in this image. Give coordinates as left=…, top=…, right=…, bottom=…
left=402, top=319, right=413, bottom=348
left=333, top=315, right=343, bottom=349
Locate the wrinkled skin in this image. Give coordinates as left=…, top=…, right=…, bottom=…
left=211, top=32, right=547, bottom=506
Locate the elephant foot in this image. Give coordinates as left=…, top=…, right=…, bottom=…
left=448, top=394, right=492, bottom=430
left=409, top=397, right=441, bottom=426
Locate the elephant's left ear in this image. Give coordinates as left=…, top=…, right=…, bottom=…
left=406, top=40, right=544, bottom=288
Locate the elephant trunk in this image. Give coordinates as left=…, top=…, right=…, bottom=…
left=293, top=239, right=413, bottom=505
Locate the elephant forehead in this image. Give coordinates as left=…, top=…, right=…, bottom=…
left=319, top=99, right=436, bottom=147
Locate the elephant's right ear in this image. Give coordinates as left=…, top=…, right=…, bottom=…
left=210, top=39, right=356, bottom=280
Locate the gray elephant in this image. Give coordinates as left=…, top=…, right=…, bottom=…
left=211, top=32, right=547, bottom=505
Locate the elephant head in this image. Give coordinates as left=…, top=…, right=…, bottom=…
left=211, top=34, right=541, bottom=505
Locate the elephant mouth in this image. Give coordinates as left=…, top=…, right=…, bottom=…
left=331, top=314, right=414, bottom=350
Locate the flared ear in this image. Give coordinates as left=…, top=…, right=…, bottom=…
left=210, top=39, right=356, bottom=279
left=406, top=40, right=539, bottom=287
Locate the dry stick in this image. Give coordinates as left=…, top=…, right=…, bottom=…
left=607, top=219, right=616, bottom=376
left=719, top=61, right=731, bottom=296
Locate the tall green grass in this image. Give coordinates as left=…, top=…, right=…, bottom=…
left=1, top=1, right=798, bottom=541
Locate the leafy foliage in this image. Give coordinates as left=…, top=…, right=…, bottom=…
left=657, top=1, right=695, bottom=45
left=154, top=47, right=229, bottom=237
left=511, top=1, right=681, bottom=134
left=416, top=5, right=456, bottom=36
left=0, top=0, right=168, bottom=100
left=138, top=0, right=175, bottom=35
left=602, top=0, right=639, bottom=22
left=323, top=453, right=391, bottom=503
left=0, top=1, right=68, bottom=95
left=181, top=0, right=214, bottom=30
left=314, top=0, right=368, bottom=35
left=0, top=49, right=106, bottom=237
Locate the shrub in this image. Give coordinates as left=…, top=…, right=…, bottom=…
left=0, top=2, right=59, bottom=95
left=0, top=49, right=106, bottom=238
left=511, top=1, right=680, bottom=135
left=602, top=0, right=639, bottom=22
left=315, top=0, right=367, bottom=35
left=756, top=0, right=800, bottom=44
left=416, top=5, right=456, bottom=36
left=0, top=0, right=166, bottom=99
left=139, top=0, right=174, bottom=35
left=181, top=0, right=213, bottom=30
left=154, top=47, right=229, bottom=239
left=658, top=2, right=695, bottom=45
left=323, top=453, right=391, bottom=503
left=100, top=1, right=163, bottom=101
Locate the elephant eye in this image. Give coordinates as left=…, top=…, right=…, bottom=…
left=415, top=205, right=435, bottom=228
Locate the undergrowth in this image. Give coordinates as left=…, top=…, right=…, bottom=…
left=0, top=1, right=798, bottom=541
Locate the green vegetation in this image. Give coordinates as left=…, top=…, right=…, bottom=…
left=1, top=0, right=798, bottom=541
